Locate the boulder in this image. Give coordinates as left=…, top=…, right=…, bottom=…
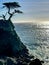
left=29, top=58, right=44, bottom=65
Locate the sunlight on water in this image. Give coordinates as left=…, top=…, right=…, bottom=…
left=14, top=23, right=49, bottom=65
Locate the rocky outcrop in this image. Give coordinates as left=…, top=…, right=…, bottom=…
left=0, top=19, right=44, bottom=65
left=0, top=19, right=29, bottom=57
left=29, top=58, right=44, bottom=65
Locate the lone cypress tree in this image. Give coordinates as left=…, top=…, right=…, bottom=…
left=2, top=2, right=23, bottom=29
left=3, top=2, right=23, bottom=21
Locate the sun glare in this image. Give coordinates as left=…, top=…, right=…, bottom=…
left=41, top=21, right=49, bottom=24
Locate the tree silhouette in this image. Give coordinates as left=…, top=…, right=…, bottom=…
left=3, top=2, right=23, bottom=21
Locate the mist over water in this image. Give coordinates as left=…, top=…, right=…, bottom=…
left=14, top=23, right=49, bottom=65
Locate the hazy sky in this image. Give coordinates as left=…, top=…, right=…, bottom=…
left=0, top=0, right=49, bottom=23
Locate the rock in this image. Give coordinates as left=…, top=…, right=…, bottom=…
left=0, top=61, right=3, bottom=65
left=0, top=20, right=28, bottom=57
left=29, top=58, right=43, bottom=65
left=0, top=19, right=35, bottom=65
left=16, top=61, right=27, bottom=65
left=7, top=58, right=13, bottom=65
left=7, top=58, right=16, bottom=65
left=41, top=61, right=44, bottom=63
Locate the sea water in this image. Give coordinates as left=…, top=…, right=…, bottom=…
left=14, top=23, right=49, bottom=65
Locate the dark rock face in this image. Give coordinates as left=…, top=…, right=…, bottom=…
left=0, top=19, right=43, bottom=65
left=0, top=29, right=12, bottom=56
left=29, top=59, right=43, bottom=65
left=0, top=20, right=28, bottom=57
left=7, top=58, right=16, bottom=65
left=0, top=61, right=3, bottom=65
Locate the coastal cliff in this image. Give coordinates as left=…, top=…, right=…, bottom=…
left=0, top=19, right=43, bottom=65
left=0, top=20, right=29, bottom=57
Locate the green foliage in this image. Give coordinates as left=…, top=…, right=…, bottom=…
left=3, top=2, right=21, bottom=9
left=2, top=2, right=23, bottom=20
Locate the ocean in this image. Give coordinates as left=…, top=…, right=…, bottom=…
left=14, top=23, right=49, bottom=65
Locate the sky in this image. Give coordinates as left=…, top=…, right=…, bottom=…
left=0, top=0, right=49, bottom=23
